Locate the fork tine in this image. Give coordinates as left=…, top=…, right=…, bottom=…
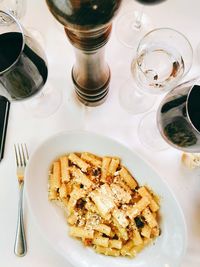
left=21, top=144, right=26, bottom=166
left=17, top=144, right=23, bottom=167
left=14, top=144, right=19, bottom=167
left=24, top=143, right=29, bottom=160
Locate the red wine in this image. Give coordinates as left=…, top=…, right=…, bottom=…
left=0, top=32, right=48, bottom=100
left=135, top=0, right=166, bottom=5
left=187, top=85, right=200, bottom=132
left=0, top=32, right=23, bottom=71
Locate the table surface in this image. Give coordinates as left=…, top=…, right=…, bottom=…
left=1, top=0, right=200, bottom=266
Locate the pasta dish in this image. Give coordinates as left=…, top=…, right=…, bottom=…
left=48, top=152, right=161, bottom=257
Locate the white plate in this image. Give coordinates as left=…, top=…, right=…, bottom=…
left=25, top=130, right=187, bottom=267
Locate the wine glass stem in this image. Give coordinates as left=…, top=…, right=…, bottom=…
left=82, top=106, right=89, bottom=131
left=134, top=86, right=145, bottom=98
left=134, top=5, right=145, bottom=30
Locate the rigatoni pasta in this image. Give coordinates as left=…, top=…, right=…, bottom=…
left=48, top=152, right=161, bottom=258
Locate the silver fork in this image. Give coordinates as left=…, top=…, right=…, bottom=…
left=14, top=144, right=28, bottom=257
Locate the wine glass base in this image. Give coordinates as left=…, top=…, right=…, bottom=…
left=196, top=42, right=200, bottom=63
left=138, top=111, right=169, bottom=151
left=26, top=27, right=45, bottom=49
left=23, top=84, right=63, bottom=118
left=119, top=79, right=156, bottom=114
left=115, top=10, right=153, bottom=49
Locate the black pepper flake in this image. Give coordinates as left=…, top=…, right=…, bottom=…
left=76, top=198, right=86, bottom=209
left=134, top=217, right=145, bottom=228
left=113, top=234, right=118, bottom=240
left=102, top=233, right=108, bottom=237
left=154, top=74, right=158, bottom=80
left=92, top=168, right=101, bottom=176
left=116, top=166, right=121, bottom=171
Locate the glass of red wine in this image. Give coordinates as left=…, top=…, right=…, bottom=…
left=115, top=0, right=166, bottom=49
left=0, top=10, right=61, bottom=117
left=157, top=78, right=200, bottom=152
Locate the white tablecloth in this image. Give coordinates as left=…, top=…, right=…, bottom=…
left=0, top=0, right=200, bottom=266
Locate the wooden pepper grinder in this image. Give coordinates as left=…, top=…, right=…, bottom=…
left=46, top=0, right=122, bottom=106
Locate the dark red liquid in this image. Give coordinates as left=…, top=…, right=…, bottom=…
left=0, top=32, right=23, bottom=71
left=187, top=85, right=200, bottom=132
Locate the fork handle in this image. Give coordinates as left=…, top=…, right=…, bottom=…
left=14, top=182, right=27, bottom=257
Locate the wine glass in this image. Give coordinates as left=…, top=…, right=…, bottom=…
left=0, top=0, right=26, bottom=20
left=157, top=78, right=200, bottom=152
left=119, top=28, right=193, bottom=115
left=115, top=0, right=166, bottom=49
left=0, top=10, right=61, bottom=117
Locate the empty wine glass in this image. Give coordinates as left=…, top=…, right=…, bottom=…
left=0, top=0, right=26, bottom=20
left=157, top=78, right=200, bottom=152
left=0, top=10, right=61, bottom=117
left=115, top=0, right=166, bottom=49
left=119, top=28, right=193, bottom=115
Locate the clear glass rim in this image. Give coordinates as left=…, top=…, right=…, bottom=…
left=135, top=27, right=193, bottom=78
left=0, top=10, right=25, bottom=75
